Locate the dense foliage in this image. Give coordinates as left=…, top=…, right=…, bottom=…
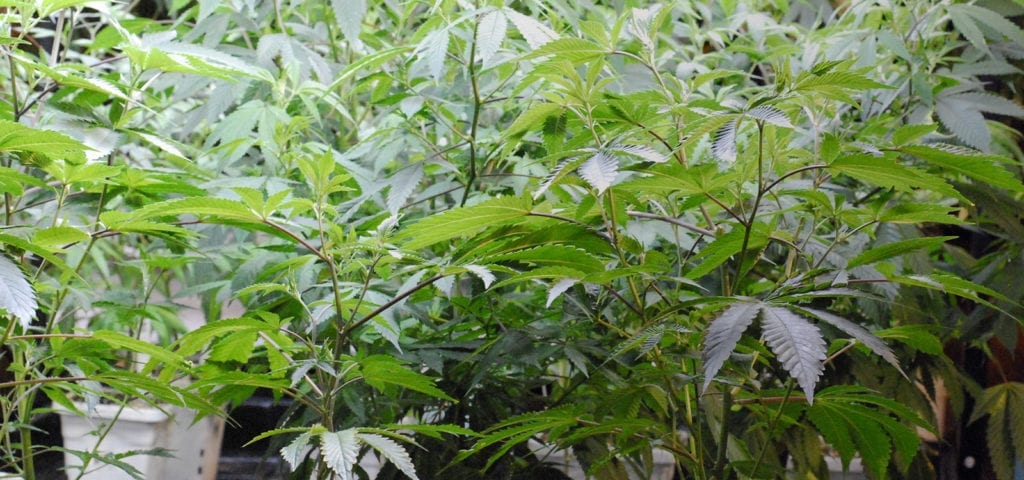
left=2, top=0, right=1024, bottom=479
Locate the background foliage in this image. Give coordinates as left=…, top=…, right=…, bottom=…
left=3, top=0, right=1024, bottom=479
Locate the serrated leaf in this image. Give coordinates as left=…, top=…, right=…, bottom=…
left=846, top=236, right=956, bottom=269
left=760, top=305, right=826, bottom=403
left=333, top=0, right=367, bottom=48
left=358, top=433, right=420, bottom=480
left=746, top=105, right=793, bottom=128
left=609, top=144, right=665, bottom=163
left=702, top=301, right=760, bottom=393
left=321, top=429, right=360, bottom=480
left=399, top=196, right=533, bottom=250
left=359, top=355, right=453, bottom=400
left=950, top=92, right=1024, bottom=118
left=828, top=153, right=961, bottom=199
left=525, top=38, right=606, bottom=64
left=686, top=222, right=770, bottom=280
left=794, top=306, right=901, bottom=374
left=579, top=151, right=619, bottom=194
left=476, top=10, right=507, bottom=68
left=464, top=264, right=496, bottom=288
left=483, top=245, right=605, bottom=273
left=934, top=92, right=1010, bottom=150
left=32, top=226, right=91, bottom=250
left=0, top=255, right=37, bottom=329
left=546, top=278, right=577, bottom=307
left=503, top=9, right=559, bottom=49
left=901, top=144, right=1024, bottom=192
left=209, top=331, right=258, bottom=363
left=415, top=28, right=450, bottom=81
left=712, top=118, right=738, bottom=163
left=387, top=163, right=424, bottom=215
left=0, top=120, right=89, bottom=164
left=534, top=154, right=588, bottom=199
left=504, top=102, right=563, bottom=139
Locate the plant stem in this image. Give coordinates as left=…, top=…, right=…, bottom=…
left=750, top=381, right=796, bottom=475
left=712, top=387, right=733, bottom=480
left=461, top=14, right=483, bottom=207
left=731, top=120, right=767, bottom=294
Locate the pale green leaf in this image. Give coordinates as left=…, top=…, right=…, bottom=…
left=0, top=255, right=37, bottom=329
left=579, top=151, right=619, bottom=194
left=702, top=300, right=760, bottom=393
left=320, top=429, right=360, bottom=480
left=760, top=305, right=826, bottom=403
left=357, top=433, right=420, bottom=480
left=476, top=10, right=507, bottom=68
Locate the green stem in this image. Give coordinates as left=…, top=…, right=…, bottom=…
left=712, top=388, right=733, bottom=480
left=461, top=12, right=483, bottom=206
left=731, top=121, right=766, bottom=294
left=750, top=381, right=796, bottom=475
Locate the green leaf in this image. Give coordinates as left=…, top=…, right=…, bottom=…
left=875, top=325, right=943, bottom=355
left=828, top=153, right=961, bottom=199
left=846, top=236, right=956, bottom=269
left=525, top=38, right=607, bottom=64
left=32, top=226, right=91, bottom=250
left=901, top=144, right=1024, bottom=192
left=0, top=120, right=89, bottom=164
left=399, top=196, right=533, bottom=250
left=482, top=245, right=605, bottom=273
left=359, top=355, right=453, bottom=401
left=209, top=331, right=259, bottom=363
left=118, top=197, right=262, bottom=223
left=686, top=222, right=770, bottom=280
left=503, top=102, right=563, bottom=139
left=91, top=331, right=188, bottom=374
left=0, top=254, right=37, bottom=329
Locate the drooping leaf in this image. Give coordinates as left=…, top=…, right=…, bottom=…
left=357, top=433, right=420, bottom=480
left=399, top=196, right=533, bottom=250
left=0, top=254, right=37, bottom=329
left=846, top=236, right=957, bottom=269
left=902, top=144, right=1024, bottom=192
left=320, top=429, right=360, bottom=480
left=702, top=300, right=760, bottom=393
left=793, top=306, right=901, bottom=374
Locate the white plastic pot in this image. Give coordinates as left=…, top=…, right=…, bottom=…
left=57, top=402, right=223, bottom=480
